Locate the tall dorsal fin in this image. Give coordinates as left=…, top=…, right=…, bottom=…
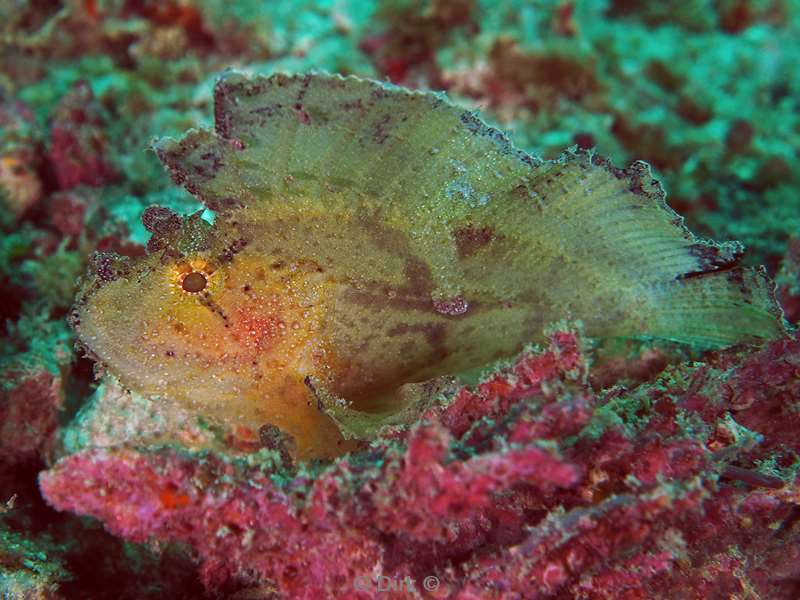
left=154, top=72, right=787, bottom=348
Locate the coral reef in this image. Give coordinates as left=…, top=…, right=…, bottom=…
left=46, top=81, right=119, bottom=191
left=0, top=370, right=61, bottom=467
left=0, top=98, right=42, bottom=220
left=0, top=522, right=71, bottom=600
left=0, top=0, right=798, bottom=597
left=40, top=328, right=800, bottom=598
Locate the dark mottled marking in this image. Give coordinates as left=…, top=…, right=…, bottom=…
left=358, top=214, right=402, bottom=251
left=198, top=294, right=229, bottom=325
left=217, top=237, right=249, bottom=263
left=724, top=267, right=753, bottom=297
left=158, top=247, right=184, bottom=263
left=244, top=79, right=268, bottom=96
left=156, top=145, right=194, bottom=195
left=384, top=322, right=450, bottom=378
left=142, top=206, right=181, bottom=235
left=678, top=242, right=744, bottom=280
left=454, top=224, right=495, bottom=258
left=373, top=114, right=392, bottom=144
left=342, top=98, right=364, bottom=111
left=155, top=133, right=226, bottom=204
left=386, top=322, right=448, bottom=362
left=91, top=252, right=130, bottom=283
left=589, top=153, right=659, bottom=204
left=292, top=74, right=313, bottom=125
left=200, top=150, right=223, bottom=173
left=214, top=80, right=234, bottom=139
left=623, top=162, right=656, bottom=201
left=401, top=257, right=434, bottom=298
left=590, top=152, right=642, bottom=190
left=459, top=111, right=539, bottom=167
left=250, top=105, right=277, bottom=117
left=591, top=151, right=621, bottom=175
left=303, top=375, right=324, bottom=411
left=346, top=288, right=431, bottom=312
left=512, top=183, right=545, bottom=210
left=345, top=215, right=442, bottom=310
left=206, top=196, right=244, bottom=214
left=296, top=74, right=312, bottom=104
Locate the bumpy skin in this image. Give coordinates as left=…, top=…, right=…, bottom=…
left=70, top=72, right=787, bottom=459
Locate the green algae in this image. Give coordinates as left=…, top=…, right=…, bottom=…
left=0, top=309, right=73, bottom=387
left=0, top=524, right=71, bottom=598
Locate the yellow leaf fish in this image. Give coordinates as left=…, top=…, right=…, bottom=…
left=71, top=72, right=787, bottom=459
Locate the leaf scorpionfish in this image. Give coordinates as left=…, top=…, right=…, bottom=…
left=71, top=72, right=787, bottom=459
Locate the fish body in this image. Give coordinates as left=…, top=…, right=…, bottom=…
left=72, top=72, right=787, bottom=458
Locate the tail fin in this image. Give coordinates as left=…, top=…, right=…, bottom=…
left=516, top=153, right=789, bottom=347
left=647, top=266, right=787, bottom=346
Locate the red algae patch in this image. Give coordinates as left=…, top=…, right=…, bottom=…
left=40, top=327, right=800, bottom=599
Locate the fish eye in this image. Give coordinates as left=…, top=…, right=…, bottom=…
left=182, top=271, right=207, bottom=293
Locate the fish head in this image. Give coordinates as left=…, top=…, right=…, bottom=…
left=70, top=208, right=342, bottom=456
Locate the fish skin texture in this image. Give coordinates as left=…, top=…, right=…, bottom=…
left=70, top=72, right=788, bottom=459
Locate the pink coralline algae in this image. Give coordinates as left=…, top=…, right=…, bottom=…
left=47, top=81, right=119, bottom=191
left=40, top=327, right=800, bottom=599
left=1, top=370, right=62, bottom=467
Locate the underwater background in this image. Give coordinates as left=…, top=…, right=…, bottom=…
left=1, top=1, right=800, bottom=598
